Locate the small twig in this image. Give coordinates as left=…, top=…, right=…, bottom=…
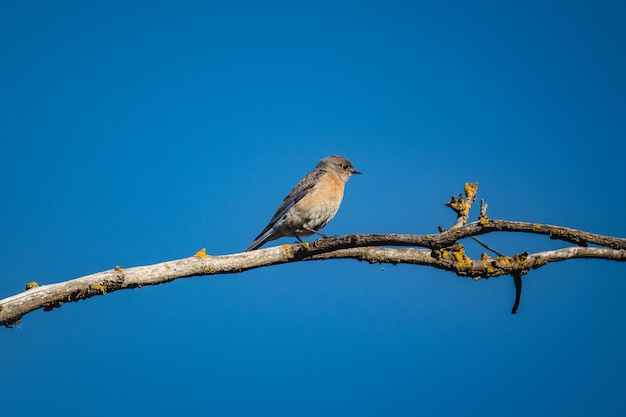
left=445, top=182, right=479, bottom=227
left=511, top=272, right=523, bottom=314
left=469, top=236, right=505, bottom=257
left=479, top=199, right=488, bottom=221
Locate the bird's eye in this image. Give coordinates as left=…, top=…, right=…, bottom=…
left=342, top=164, right=348, bottom=170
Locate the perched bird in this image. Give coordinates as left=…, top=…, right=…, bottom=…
left=246, top=155, right=361, bottom=251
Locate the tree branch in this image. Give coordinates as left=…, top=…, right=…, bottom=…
left=2, top=184, right=625, bottom=327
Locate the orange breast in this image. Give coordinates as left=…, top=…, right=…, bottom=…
left=297, top=172, right=345, bottom=210
left=322, top=172, right=345, bottom=202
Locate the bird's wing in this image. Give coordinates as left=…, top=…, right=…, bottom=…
left=252, top=169, right=326, bottom=238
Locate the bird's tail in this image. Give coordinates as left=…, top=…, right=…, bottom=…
left=245, top=229, right=275, bottom=251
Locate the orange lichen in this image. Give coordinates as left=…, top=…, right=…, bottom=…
left=464, top=182, right=478, bottom=198
left=194, top=248, right=209, bottom=258
left=91, top=284, right=106, bottom=295
left=451, top=246, right=473, bottom=269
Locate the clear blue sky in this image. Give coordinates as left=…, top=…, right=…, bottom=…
left=2, top=1, right=625, bottom=416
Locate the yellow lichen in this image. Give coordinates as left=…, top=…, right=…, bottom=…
left=480, top=253, right=489, bottom=261
left=26, top=281, right=39, bottom=290
left=115, top=265, right=124, bottom=272
left=302, top=242, right=310, bottom=250
left=91, top=284, right=106, bottom=295
left=451, top=247, right=473, bottom=269
left=194, top=248, right=209, bottom=258
left=281, top=244, right=291, bottom=251
left=513, top=252, right=528, bottom=268
left=464, top=182, right=478, bottom=197
left=164, top=263, right=171, bottom=269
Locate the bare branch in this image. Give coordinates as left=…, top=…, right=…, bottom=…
left=284, top=219, right=626, bottom=253
left=302, top=245, right=626, bottom=277
left=2, top=182, right=625, bottom=327
left=1, top=231, right=624, bottom=327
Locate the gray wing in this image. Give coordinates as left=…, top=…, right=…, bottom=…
left=251, top=169, right=326, bottom=240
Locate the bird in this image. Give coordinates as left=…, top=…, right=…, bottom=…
left=246, top=155, right=361, bottom=251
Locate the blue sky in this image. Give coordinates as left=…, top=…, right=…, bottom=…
left=1, top=1, right=625, bottom=416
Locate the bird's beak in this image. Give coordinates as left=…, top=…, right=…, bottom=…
left=352, top=168, right=362, bottom=175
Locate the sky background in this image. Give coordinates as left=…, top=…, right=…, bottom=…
left=1, top=1, right=625, bottom=416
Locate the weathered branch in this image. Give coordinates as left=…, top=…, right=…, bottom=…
left=306, top=245, right=626, bottom=275
left=276, top=219, right=626, bottom=253
left=2, top=224, right=625, bottom=327
left=2, top=183, right=625, bottom=327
